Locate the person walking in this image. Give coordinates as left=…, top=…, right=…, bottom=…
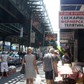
left=43, top=48, right=55, bottom=84
left=53, top=50, right=60, bottom=77
left=61, top=51, right=72, bottom=80
left=22, top=47, right=39, bottom=84
left=1, top=51, right=9, bottom=78
left=62, top=51, right=71, bottom=65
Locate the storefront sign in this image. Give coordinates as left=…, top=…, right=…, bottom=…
left=59, top=11, right=84, bottom=29
left=60, top=32, right=74, bottom=40
left=44, top=32, right=57, bottom=46
left=45, top=33, right=57, bottom=41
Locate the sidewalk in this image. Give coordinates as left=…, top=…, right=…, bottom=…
left=0, top=61, right=43, bottom=84
left=16, top=64, right=61, bottom=84
left=16, top=63, right=46, bottom=84
left=0, top=61, right=61, bottom=84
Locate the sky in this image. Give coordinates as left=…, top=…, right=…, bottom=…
left=43, top=0, right=60, bottom=32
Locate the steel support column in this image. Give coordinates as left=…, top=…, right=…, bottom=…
left=30, top=13, right=32, bottom=46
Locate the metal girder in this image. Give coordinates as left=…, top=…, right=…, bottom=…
left=28, top=4, right=43, bottom=7
left=0, top=24, right=20, bottom=33
left=27, top=0, right=42, bottom=3
left=9, top=0, right=52, bottom=32
left=34, top=14, right=45, bottom=17
left=9, top=24, right=28, bottom=35
left=32, top=11, right=45, bottom=13
left=31, top=8, right=43, bottom=11
left=9, top=0, right=30, bottom=18
left=33, top=11, right=44, bottom=14
left=30, top=8, right=42, bottom=10
left=27, top=0, right=52, bottom=30
left=30, top=5, right=41, bottom=8
left=0, top=25, right=12, bottom=34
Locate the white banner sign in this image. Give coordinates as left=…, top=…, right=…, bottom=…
left=59, top=11, right=84, bottom=29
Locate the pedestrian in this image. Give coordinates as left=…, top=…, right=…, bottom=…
left=43, top=48, right=55, bottom=84
left=53, top=50, right=60, bottom=77
left=0, top=51, right=9, bottom=78
left=22, top=47, right=39, bottom=84
left=62, top=51, right=71, bottom=65
left=58, top=51, right=72, bottom=80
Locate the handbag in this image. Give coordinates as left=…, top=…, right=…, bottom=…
left=20, top=64, right=25, bottom=74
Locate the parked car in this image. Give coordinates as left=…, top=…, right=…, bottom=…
left=8, top=54, right=22, bottom=65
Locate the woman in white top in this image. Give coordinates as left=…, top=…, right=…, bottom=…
left=22, top=47, right=39, bottom=84
left=1, top=52, right=9, bottom=77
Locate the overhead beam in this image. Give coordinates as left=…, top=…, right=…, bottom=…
left=0, top=26, right=12, bottom=34
left=0, top=0, right=29, bottom=23
left=0, top=24, right=20, bottom=33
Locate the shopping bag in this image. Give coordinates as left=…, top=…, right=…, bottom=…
left=20, top=64, right=25, bottom=74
